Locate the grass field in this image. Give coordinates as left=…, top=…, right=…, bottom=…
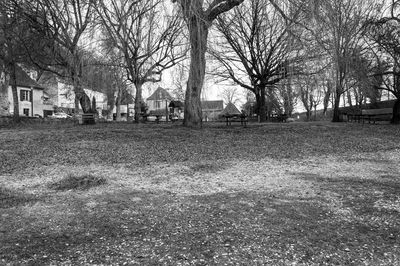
left=1, top=121, right=400, bottom=265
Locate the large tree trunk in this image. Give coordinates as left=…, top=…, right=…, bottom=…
left=347, top=90, right=352, bottom=107
left=254, top=86, right=266, bottom=122
left=91, top=96, right=97, bottom=114
left=107, top=91, right=116, bottom=120
left=254, top=89, right=260, bottom=118
left=0, top=77, right=9, bottom=116
left=9, top=63, right=19, bottom=121
left=134, top=83, right=143, bottom=123
left=266, top=86, right=274, bottom=121
left=183, top=18, right=208, bottom=127
left=259, top=87, right=266, bottom=122
left=323, top=81, right=332, bottom=116
left=177, top=0, right=243, bottom=127
left=78, top=91, right=91, bottom=113
left=71, top=58, right=91, bottom=114
left=72, top=75, right=91, bottom=114
left=116, top=89, right=122, bottom=121
left=391, top=97, right=400, bottom=124
left=0, top=64, right=10, bottom=116
left=332, top=90, right=341, bottom=122
left=353, top=88, right=360, bottom=107
left=342, top=92, right=346, bottom=107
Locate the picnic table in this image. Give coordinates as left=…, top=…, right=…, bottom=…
left=223, top=114, right=248, bottom=126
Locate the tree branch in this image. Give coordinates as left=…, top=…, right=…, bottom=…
left=206, top=0, right=244, bottom=21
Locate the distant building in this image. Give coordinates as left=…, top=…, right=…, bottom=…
left=220, top=102, right=242, bottom=117
left=201, top=100, right=224, bottom=121
left=144, top=89, right=225, bottom=121
left=146, top=87, right=173, bottom=118
left=39, top=73, right=107, bottom=116
left=0, top=66, right=53, bottom=117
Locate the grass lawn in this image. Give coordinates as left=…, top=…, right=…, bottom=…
left=1, top=121, right=400, bottom=265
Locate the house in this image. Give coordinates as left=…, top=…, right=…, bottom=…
left=147, top=87, right=172, bottom=111
left=219, top=102, right=242, bottom=117
left=144, top=88, right=225, bottom=121
left=39, top=73, right=107, bottom=116
left=0, top=66, right=53, bottom=117
left=146, top=87, right=172, bottom=118
left=201, top=100, right=224, bottom=121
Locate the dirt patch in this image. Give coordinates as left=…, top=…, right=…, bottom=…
left=48, top=174, right=107, bottom=191
left=0, top=186, right=39, bottom=208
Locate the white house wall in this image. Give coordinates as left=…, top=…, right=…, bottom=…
left=147, top=99, right=169, bottom=111
left=7, top=86, right=52, bottom=117
left=57, top=82, right=107, bottom=110
left=84, top=88, right=107, bottom=109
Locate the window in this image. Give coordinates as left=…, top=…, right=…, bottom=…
left=155, top=101, right=161, bottom=109
left=20, top=90, right=31, bottom=102
left=23, top=108, right=29, bottom=116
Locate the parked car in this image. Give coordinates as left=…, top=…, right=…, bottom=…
left=50, top=112, right=71, bottom=119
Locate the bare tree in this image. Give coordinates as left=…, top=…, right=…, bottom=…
left=82, top=56, right=130, bottom=121
left=276, top=80, right=298, bottom=116
left=270, top=0, right=382, bottom=122
left=0, top=1, right=39, bottom=120
left=0, top=1, right=19, bottom=119
left=322, top=75, right=333, bottom=115
left=346, top=48, right=384, bottom=108
left=219, top=87, right=240, bottom=106
left=24, top=0, right=97, bottom=114
left=210, top=0, right=301, bottom=122
left=172, top=0, right=244, bottom=127
left=298, top=75, right=322, bottom=121
left=96, top=0, right=186, bottom=122
left=170, top=62, right=187, bottom=102
left=365, top=1, right=400, bottom=123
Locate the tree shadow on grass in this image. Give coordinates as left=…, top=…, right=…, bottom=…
left=189, top=161, right=228, bottom=174
left=47, top=174, right=107, bottom=191
left=297, top=172, right=400, bottom=200
left=0, top=186, right=40, bottom=209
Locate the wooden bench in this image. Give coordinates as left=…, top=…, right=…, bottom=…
left=360, top=108, right=392, bottom=124
left=224, top=114, right=248, bottom=127
left=79, top=113, right=95, bottom=125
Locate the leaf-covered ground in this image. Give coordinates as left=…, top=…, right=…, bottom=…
left=1, top=121, right=400, bottom=265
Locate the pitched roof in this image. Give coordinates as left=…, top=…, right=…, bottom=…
left=147, top=87, right=172, bottom=101
left=9, top=66, right=44, bottom=89
left=220, top=102, right=242, bottom=116
left=201, top=100, right=224, bottom=111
